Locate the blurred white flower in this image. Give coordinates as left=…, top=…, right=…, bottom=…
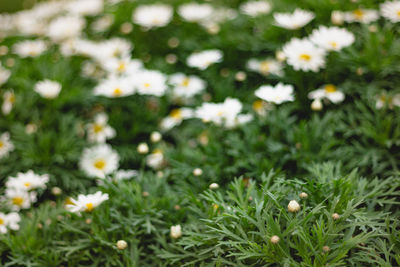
left=114, top=169, right=138, bottom=180
left=274, top=9, right=314, bottom=29
left=380, top=1, right=400, bottom=23
left=34, top=80, right=62, bottom=99
left=343, top=9, right=379, bottom=24
left=101, top=57, right=143, bottom=76
left=187, top=50, right=223, bottom=70
left=282, top=38, right=326, bottom=72
left=160, top=108, right=194, bottom=131
left=308, top=84, right=345, bottom=106
left=196, top=98, right=252, bottom=128
left=169, top=73, right=206, bottom=99
left=66, top=0, right=104, bottom=16
left=0, top=132, right=14, bottom=159
left=47, top=16, right=85, bottom=41
left=13, top=40, right=47, bottom=58
left=0, top=212, right=21, bottom=234
left=0, top=64, right=11, bottom=86
left=66, top=191, right=109, bottom=214
left=86, top=113, right=116, bottom=143
left=6, top=187, right=37, bottom=211
left=255, top=83, right=295, bottom=104
left=309, top=26, right=355, bottom=51
left=132, top=4, right=173, bottom=29
left=240, top=1, right=271, bottom=17
left=2, top=90, right=15, bottom=115
left=178, top=3, right=214, bottom=22
left=6, top=170, right=49, bottom=191
left=376, top=93, right=400, bottom=109
left=135, top=70, right=167, bottom=97
left=247, top=58, right=283, bottom=76
left=94, top=76, right=135, bottom=98
left=79, top=144, right=119, bottom=178
left=146, top=149, right=164, bottom=169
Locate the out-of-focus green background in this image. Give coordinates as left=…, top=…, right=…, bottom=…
left=0, top=0, right=37, bottom=12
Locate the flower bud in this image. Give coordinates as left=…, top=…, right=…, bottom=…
left=51, top=187, right=62, bottom=196
left=331, top=11, right=344, bottom=25
left=270, top=235, right=280, bottom=244
left=150, top=131, right=162, bottom=143
left=311, top=99, right=323, bottom=111
left=299, top=192, right=308, bottom=199
left=116, top=240, right=128, bottom=250
left=137, top=143, right=149, bottom=154
left=332, top=213, right=340, bottom=220
left=288, top=200, right=300, bottom=213
left=170, top=225, right=182, bottom=239
left=209, top=183, right=219, bottom=189
left=193, top=168, right=203, bottom=176
left=322, top=245, right=330, bottom=253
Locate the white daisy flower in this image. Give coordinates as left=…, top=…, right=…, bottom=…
left=187, top=50, right=223, bottom=70
left=308, top=84, right=345, bottom=106
left=91, top=14, right=114, bottom=33
left=196, top=98, right=252, bottom=128
left=95, top=38, right=133, bottom=60
left=94, top=76, right=135, bottom=98
left=0, top=64, right=11, bottom=86
left=2, top=90, right=15, bottom=115
left=309, top=26, right=355, bottom=51
left=178, top=3, right=214, bottom=22
left=282, top=38, right=326, bottom=72
left=247, top=58, right=283, bottom=76
left=169, top=73, right=206, bottom=99
left=101, top=57, right=143, bottom=76
left=6, top=187, right=37, bottom=211
left=6, top=170, right=49, bottom=191
left=135, top=70, right=167, bottom=97
left=66, top=191, right=109, bottom=214
left=0, top=132, right=14, bottom=159
left=160, top=108, right=195, bottom=131
left=274, top=9, right=314, bottom=29
left=132, top=4, right=173, bottom=29
left=79, top=144, right=119, bottom=178
left=375, top=93, right=400, bottom=109
left=47, top=15, right=85, bottom=41
left=34, top=80, right=62, bottom=99
left=380, top=1, right=400, bottom=23
left=343, top=9, right=379, bottom=24
left=240, top=1, right=271, bottom=17
left=66, top=0, right=103, bottom=16
left=114, top=169, right=138, bottom=181
left=146, top=149, right=164, bottom=169
left=86, top=113, right=116, bottom=143
left=13, top=40, right=47, bottom=58
left=255, top=83, right=295, bottom=104
left=0, top=212, right=21, bottom=234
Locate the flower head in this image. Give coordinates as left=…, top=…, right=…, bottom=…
left=34, top=80, right=62, bottom=99
left=240, top=1, right=271, bottom=17
left=133, top=4, right=173, bottom=28
left=6, top=170, right=49, bottom=191
left=13, top=40, right=47, bottom=58
left=380, top=1, right=400, bottom=23
left=79, top=144, right=119, bottom=178
left=282, top=38, right=326, bottom=72
left=255, top=83, right=295, bottom=104
left=309, top=26, right=355, bottom=51
left=66, top=191, right=109, bottom=214
left=0, top=132, right=14, bottom=159
left=0, top=212, right=21, bottom=234
left=187, top=50, right=223, bottom=70
left=86, top=113, right=116, bottom=143
left=274, top=9, right=314, bottom=29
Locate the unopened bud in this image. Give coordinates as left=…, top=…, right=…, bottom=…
left=193, top=168, right=203, bottom=176
left=209, top=183, right=219, bottom=189
left=270, top=235, right=280, bottom=244
left=299, top=192, right=308, bottom=199
left=311, top=99, right=323, bottom=111
left=137, top=143, right=149, bottom=154
left=288, top=200, right=300, bottom=213
left=116, top=240, right=128, bottom=250
left=332, top=213, right=340, bottom=220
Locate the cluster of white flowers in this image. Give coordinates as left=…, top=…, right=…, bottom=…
left=0, top=170, right=49, bottom=233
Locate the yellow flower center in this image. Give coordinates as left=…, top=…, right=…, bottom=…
left=113, top=88, right=122, bottom=96
left=85, top=202, right=94, bottom=212
left=12, top=197, right=24, bottom=206
left=9, top=94, right=15, bottom=103
left=93, top=124, right=103, bottom=133
left=0, top=141, right=3, bottom=148
left=181, top=78, right=190, bottom=87
left=252, top=100, right=263, bottom=111
left=65, top=197, right=74, bottom=205
left=330, top=41, right=337, bottom=48
left=24, top=182, right=31, bottom=188
left=170, top=109, right=182, bottom=119
left=260, top=61, right=270, bottom=73
left=144, top=82, right=151, bottom=88
left=299, top=53, right=311, bottom=61
left=153, top=148, right=163, bottom=155
left=324, top=84, right=337, bottom=93
left=0, top=217, right=4, bottom=225
left=94, top=159, right=106, bottom=170
left=217, top=111, right=224, bottom=116
left=353, top=9, right=364, bottom=18
left=397, top=10, right=400, bottom=17
left=117, top=63, right=126, bottom=72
